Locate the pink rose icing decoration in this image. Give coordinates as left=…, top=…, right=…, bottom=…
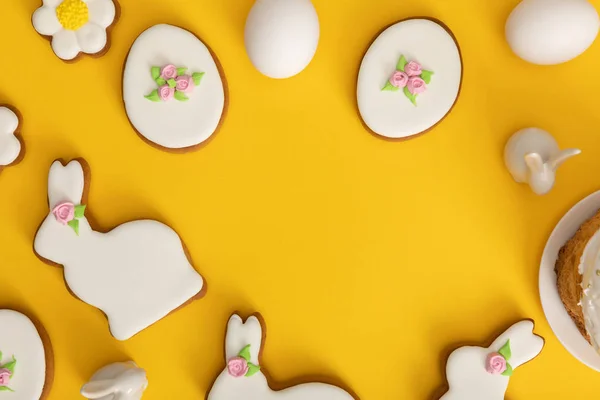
left=160, top=64, right=178, bottom=80
left=158, top=85, right=175, bottom=102
left=486, top=353, right=507, bottom=374
left=404, top=61, right=423, bottom=77
left=52, top=202, right=75, bottom=225
left=227, top=356, right=249, bottom=378
left=389, top=71, right=409, bottom=88
left=0, top=368, right=11, bottom=386
left=407, top=77, right=427, bottom=95
left=175, top=75, right=194, bottom=93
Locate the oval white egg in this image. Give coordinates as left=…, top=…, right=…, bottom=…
left=245, top=0, right=320, bottom=79
left=506, top=0, right=599, bottom=65
left=123, top=24, right=226, bottom=150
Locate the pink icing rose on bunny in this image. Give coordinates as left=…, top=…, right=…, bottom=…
left=389, top=71, right=409, bottom=88
left=160, top=64, right=178, bottom=80
left=175, top=75, right=194, bottom=93
left=0, top=368, right=11, bottom=386
left=158, top=85, right=175, bottom=102
left=407, top=77, right=427, bottom=95
left=485, top=353, right=507, bottom=374
left=227, top=357, right=249, bottom=378
left=404, top=61, right=423, bottom=77
left=52, top=202, right=75, bottom=225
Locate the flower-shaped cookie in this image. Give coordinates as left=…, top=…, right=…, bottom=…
left=0, top=107, right=21, bottom=167
left=32, top=0, right=117, bottom=61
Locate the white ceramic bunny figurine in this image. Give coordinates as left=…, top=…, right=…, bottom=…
left=440, top=320, right=544, bottom=400
left=207, top=314, right=356, bottom=400
left=504, top=128, right=580, bottom=195
left=81, top=362, right=148, bottom=400
left=33, top=160, right=205, bottom=340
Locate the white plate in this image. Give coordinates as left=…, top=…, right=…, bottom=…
left=540, top=190, right=600, bottom=370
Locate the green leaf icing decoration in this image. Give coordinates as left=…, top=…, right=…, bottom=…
left=498, top=340, right=511, bottom=361
left=74, top=205, right=86, bottom=219
left=0, top=353, right=17, bottom=391
left=396, top=55, right=407, bottom=72
left=174, top=91, right=189, bottom=102
left=0, top=387, right=14, bottom=392
left=145, top=90, right=160, bottom=102
left=167, top=78, right=177, bottom=88
left=403, top=87, right=417, bottom=106
left=420, top=70, right=434, bottom=84
left=68, top=219, right=80, bottom=235
left=246, top=362, right=260, bottom=377
left=382, top=82, right=399, bottom=92
left=155, top=77, right=166, bottom=86
left=151, top=66, right=160, bottom=80
left=238, top=344, right=251, bottom=362
left=501, top=362, right=513, bottom=377
left=177, top=67, right=187, bottom=75
left=192, top=72, right=205, bottom=86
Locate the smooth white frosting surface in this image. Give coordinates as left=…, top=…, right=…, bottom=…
left=0, top=310, right=47, bottom=400
left=0, top=107, right=21, bottom=167
left=357, top=19, right=462, bottom=139
left=123, top=24, right=225, bottom=149
left=440, top=320, right=544, bottom=400
left=33, top=160, right=204, bottom=340
left=578, top=228, right=600, bottom=348
left=207, top=314, right=355, bottom=400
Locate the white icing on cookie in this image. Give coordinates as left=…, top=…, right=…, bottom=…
left=33, top=160, right=204, bottom=341
left=0, top=310, right=48, bottom=399
left=0, top=107, right=21, bottom=167
left=32, top=0, right=116, bottom=61
left=357, top=19, right=462, bottom=139
left=123, top=24, right=226, bottom=150
left=577, top=229, right=600, bottom=349
left=440, top=320, right=544, bottom=400
left=207, top=314, right=355, bottom=400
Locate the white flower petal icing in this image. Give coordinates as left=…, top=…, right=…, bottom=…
left=51, top=29, right=80, bottom=60
left=87, top=0, right=116, bottom=28
left=123, top=24, right=226, bottom=150
left=0, top=310, right=48, bottom=400
left=440, top=320, right=544, bottom=400
left=0, top=107, right=21, bottom=167
left=33, top=160, right=205, bottom=340
left=43, top=0, right=61, bottom=6
left=357, top=19, right=462, bottom=139
left=32, top=6, right=62, bottom=36
left=207, top=314, right=355, bottom=400
left=76, top=22, right=107, bottom=53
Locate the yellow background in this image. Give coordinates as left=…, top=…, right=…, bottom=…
left=1, top=0, right=600, bottom=398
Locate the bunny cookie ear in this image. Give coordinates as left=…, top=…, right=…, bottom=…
left=47, top=160, right=85, bottom=209
left=225, top=314, right=263, bottom=363
left=489, top=320, right=544, bottom=369
left=81, top=379, right=118, bottom=399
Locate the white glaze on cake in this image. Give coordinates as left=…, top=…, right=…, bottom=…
left=578, top=229, right=600, bottom=348
left=33, top=160, right=204, bottom=340
left=123, top=24, right=226, bottom=150
left=207, top=314, right=355, bottom=400
left=0, top=310, right=48, bottom=399
left=0, top=107, right=21, bottom=167
left=357, top=19, right=462, bottom=139
left=440, top=320, right=544, bottom=400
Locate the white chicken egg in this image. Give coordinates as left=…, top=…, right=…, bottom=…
left=244, top=0, right=320, bottom=79
left=506, top=0, right=599, bottom=65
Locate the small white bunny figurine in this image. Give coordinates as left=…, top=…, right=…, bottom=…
left=33, top=159, right=205, bottom=340
left=207, top=314, right=356, bottom=400
left=504, top=128, right=580, bottom=195
left=81, top=362, right=148, bottom=400
left=440, top=320, right=544, bottom=400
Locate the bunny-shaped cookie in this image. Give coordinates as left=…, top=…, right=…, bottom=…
left=207, top=314, right=357, bottom=400
left=81, top=362, right=148, bottom=400
left=34, top=159, right=205, bottom=340
left=0, top=106, right=22, bottom=169
left=440, top=320, right=544, bottom=400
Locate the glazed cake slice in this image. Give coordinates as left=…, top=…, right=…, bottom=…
left=555, top=210, right=600, bottom=346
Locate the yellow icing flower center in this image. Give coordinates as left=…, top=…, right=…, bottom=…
left=56, top=0, right=89, bottom=31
